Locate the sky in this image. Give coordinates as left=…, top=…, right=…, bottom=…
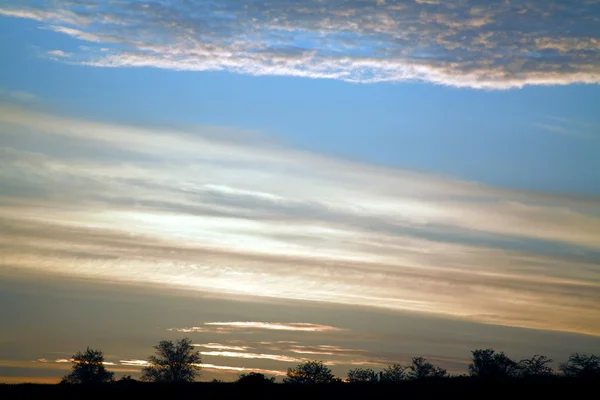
left=0, top=0, right=599, bottom=383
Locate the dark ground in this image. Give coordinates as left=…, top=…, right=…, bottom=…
left=1, top=378, right=599, bottom=399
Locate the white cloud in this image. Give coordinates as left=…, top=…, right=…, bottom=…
left=195, top=343, right=252, bottom=351
left=201, top=363, right=285, bottom=376
left=119, top=359, right=149, bottom=366
left=0, top=89, right=38, bottom=103
left=201, top=350, right=302, bottom=363
left=0, top=106, right=599, bottom=336
left=47, top=49, right=71, bottom=58
left=1, top=1, right=599, bottom=89
left=204, top=322, right=343, bottom=332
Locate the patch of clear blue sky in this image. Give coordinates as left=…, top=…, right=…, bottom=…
left=2, top=17, right=599, bottom=195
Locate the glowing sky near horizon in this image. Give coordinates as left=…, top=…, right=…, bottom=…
left=0, top=0, right=599, bottom=384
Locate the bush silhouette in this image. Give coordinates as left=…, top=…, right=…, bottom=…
left=560, top=353, right=600, bottom=378
left=469, top=349, right=518, bottom=378
left=236, top=372, right=276, bottom=385
left=141, top=337, right=202, bottom=382
left=517, top=355, right=555, bottom=377
left=347, top=368, right=378, bottom=383
left=379, top=363, right=407, bottom=382
left=408, top=356, right=447, bottom=379
left=284, top=361, right=335, bottom=384
left=60, top=347, right=114, bottom=385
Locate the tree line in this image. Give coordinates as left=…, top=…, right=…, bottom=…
left=60, top=337, right=600, bottom=385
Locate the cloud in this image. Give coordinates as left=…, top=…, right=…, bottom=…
left=0, top=89, right=38, bottom=103
left=119, top=359, right=149, bottom=366
left=533, top=118, right=599, bottom=139
left=47, top=49, right=71, bottom=58
left=287, top=345, right=365, bottom=356
left=200, top=351, right=303, bottom=363
left=201, top=363, right=286, bottom=376
left=117, top=358, right=286, bottom=375
left=0, top=105, right=600, bottom=337
left=0, top=1, right=599, bottom=89
left=169, top=322, right=342, bottom=335
left=195, top=343, right=252, bottom=351
left=204, top=322, right=342, bottom=332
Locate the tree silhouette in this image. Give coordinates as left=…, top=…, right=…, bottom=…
left=60, top=347, right=114, bottom=385
left=517, top=355, right=555, bottom=377
left=379, top=363, right=407, bottom=382
left=559, top=353, right=600, bottom=378
left=283, top=360, right=335, bottom=384
left=347, top=368, right=378, bottom=383
left=141, top=337, right=202, bottom=382
left=237, top=372, right=276, bottom=385
left=408, top=356, right=447, bottom=379
left=469, top=349, right=518, bottom=378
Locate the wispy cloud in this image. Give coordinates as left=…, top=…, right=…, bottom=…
left=205, top=322, right=342, bottom=332
left=0, top=105, right=599, bottom=336
left=47, top=49, right=71, bottom=58
left=119, top=359, right=149, bottom=367
left=1, top=1, right=599, bottom=89
left=0, top=88, right=38, bottom=103
left=201, top=363, right=286, bottom=376
left=195, top=343, right=252, bottom=351
left=200, top=351, right=303, bottom=363
left=533, top=118, right=599, bottom=139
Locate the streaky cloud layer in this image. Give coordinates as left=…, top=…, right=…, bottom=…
left=0, top=0, right=599, bottom=89
left=204, top=322, right=343, bottom=332
left=0, top=105, right=600, bottom=337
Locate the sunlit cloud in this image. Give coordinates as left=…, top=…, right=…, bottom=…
left=204, top=322, right=342, bottom=332
left=0, top=88, right=38, bottom=103
left=201, top=351, right=303, bottom=363
left=287, top=345, right=365, bottom=356
left=119, top=359, right=149, bottom=367
left=195, top=343, right=251, bottom=351
left=201, top=363, right=285, bottom=376
left=0, top=105, right=599, bottom=337
left=169, top=327, right=217, bottom=334
left=1, top=1, right=599, bottom=89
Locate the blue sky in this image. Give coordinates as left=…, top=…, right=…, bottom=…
left=1, top=0, right=600, bottom=383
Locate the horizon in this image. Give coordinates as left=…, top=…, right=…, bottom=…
left=1, top=0, right=599, bottom=384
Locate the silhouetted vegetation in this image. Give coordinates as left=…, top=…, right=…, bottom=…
left=60, top=347, right=114, bottom=385
left=236, top=372, right=276, bottom=386
left=5, top=341, right=599, bottom=399
left=141, top=338, right=202, bottom=383
left=408, top=356, right=447, bottom=379
left=468, top=348, right=519, bottom=378
left=379, top=363, right=407, bottom=382
left=284, top=361, right=336, bottom=384
left=347, top=367, right=378, bottom=383
left=560, top=353, right=600, bottom=378
left=517, top=355, right=555, bottom=377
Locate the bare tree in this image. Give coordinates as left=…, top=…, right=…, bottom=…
left=408, top=356, right=447, bottom=379
left=283, top=360, right=335, bottom=384
left=517, top=355, right=555, bottom=377
left=379, top=363, right=407, bottom=382
left=347, top=368, right=378, bottom=383
left=469, top=349, right=518, bottom=378
left=141, top=337, right=202, bottom=382
left=61, top=347, right=114, bottom=385
left=559, top=353, right=600, bottom=378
